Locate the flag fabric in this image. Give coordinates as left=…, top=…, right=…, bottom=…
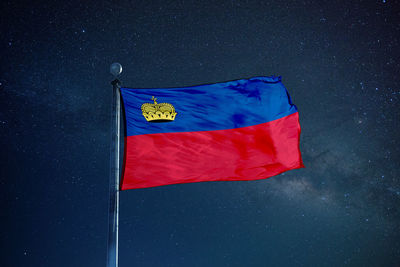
left=119, top=76, right=304, bottom=190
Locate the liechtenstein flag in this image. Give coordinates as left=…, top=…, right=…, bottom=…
left=120, top=76, right=304, bottom=190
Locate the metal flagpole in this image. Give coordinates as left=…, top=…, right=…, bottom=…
left=107, top=63, right=122, bottom=267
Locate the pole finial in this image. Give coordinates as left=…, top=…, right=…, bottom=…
left=110, top=63, right=122, bottom=77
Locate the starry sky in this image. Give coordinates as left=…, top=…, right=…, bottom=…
left=1, top=0, right=400, bottom=266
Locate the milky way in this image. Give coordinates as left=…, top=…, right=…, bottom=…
left=1, top=0, right=399, bottom=266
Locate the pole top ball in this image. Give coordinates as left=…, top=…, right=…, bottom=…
left=110, top=63, right=122, bottom=77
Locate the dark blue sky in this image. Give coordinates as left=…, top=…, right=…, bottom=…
left=1, top=0, right=400, bottom=266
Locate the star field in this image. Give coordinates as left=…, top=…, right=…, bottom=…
left=1, top=0, right=399, bottom=266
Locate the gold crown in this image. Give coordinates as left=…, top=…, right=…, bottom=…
left=141, top=96, right=177, bottom=122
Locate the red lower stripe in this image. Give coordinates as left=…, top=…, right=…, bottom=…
left=121, top=112, right=304, bottom=190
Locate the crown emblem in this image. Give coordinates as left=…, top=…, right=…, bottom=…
left=141, top=96, right=177, bottom=122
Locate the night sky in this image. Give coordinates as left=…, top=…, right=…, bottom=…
left=1, top=0, right=400, bottom=266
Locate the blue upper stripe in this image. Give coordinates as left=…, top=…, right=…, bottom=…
left=120, top=76, right=298, bottom=136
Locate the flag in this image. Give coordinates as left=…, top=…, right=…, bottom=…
left=119, top=76, right=304, bottom=190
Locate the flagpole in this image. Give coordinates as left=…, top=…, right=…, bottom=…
left=107, top=63, right=122, bottom=267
